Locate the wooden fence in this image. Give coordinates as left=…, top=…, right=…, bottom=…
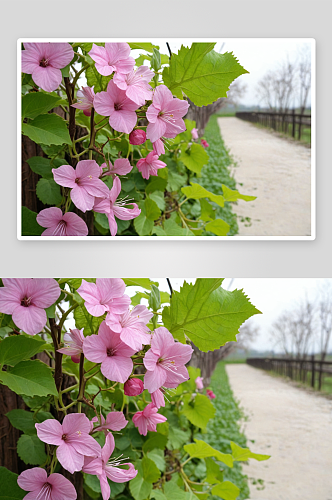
left=246, top=356, right=332, bottom=391
left=236, top=111, right=311, bottom=143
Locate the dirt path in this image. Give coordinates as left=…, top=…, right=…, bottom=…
left=217, top=118, right=312, bottom=236
left=225, top=364, right=332, bottom=500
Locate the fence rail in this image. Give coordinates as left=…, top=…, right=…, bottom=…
left=246, top=356, right=332, bottom=391
left=236, top=111, right=311, bottom=143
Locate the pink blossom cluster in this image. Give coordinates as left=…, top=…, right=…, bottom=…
left=22, top=43, right=191, bottom=237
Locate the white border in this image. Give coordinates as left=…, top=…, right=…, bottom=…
left=17, top=38, right=316, bottom=241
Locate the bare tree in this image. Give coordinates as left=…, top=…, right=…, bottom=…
left=316, top=282, right=332, bottom=361
left=256, top=59, right=297, bottom=113
left=297, top=45, right=311, bottom=114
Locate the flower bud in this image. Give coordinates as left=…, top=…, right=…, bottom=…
left=71, top=354, right=81, bottom=364
left=206, top=389, right=216, bottom=399
left=129, top=129, right=146, bottom=145
left=124, top=378, right=144, bottom=396
left=200, top=139, right=209, bottom=148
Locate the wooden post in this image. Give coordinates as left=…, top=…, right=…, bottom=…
left=318, top=362, right=323, bottom=391
left=292, top=109, right=296, bottom=138
left=311, top=354, right=315, bottom=388
left=298, top=114, right=302, bottom=140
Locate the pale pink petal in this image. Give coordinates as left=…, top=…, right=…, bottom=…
left=164, top=364, right=189, bottom=387
left=75, top=160, right=101, bottom=179
left=164, top=118, right=186, bottom=138
left=153, top=139, right=165, bottom=156
left=36, top=207, right=62, bottom=228
left=62, top=212, right=88, bottom=236
left=120, top=327, right=150, bottom=351
left=112, top=204, right=140, bottom=221
left=89, top=44, right=109, bottom=66
left=109, top=176, right=122, bottom=204
left=95, top=63, right=115, bottom=77
left=94, top=91, right=115, bottom=116
left=77, top=280, right=100, bottom=306
left=0, top=287, right=21, bottom=314
left=17, top=468, right=47, bottom=491
left=70, top=185, right=95, bottom=213
left=111, top=296, right=132, bottom=315
left=113, top=158, right=133, bottom=176
left=62, top=413, right=91, bottom=436
left=125, top=85, right=148, bottom=106
left=101, top=356, right=133, bottom=383
left=146, top=120, right=167, bottom=143
left=105, top=463, right=137, bottom=482
left=26, top=278, right=60, bottom=309
left=52, top=165, right=76, bottom=188
left=47, top=473, right=77, bottom=500
left=101, top=432, right=115, bottom=463
left=67, top=433, right=101, bottom=457
left=21, top=492, right=38, bottom=500
left=78, top=178, right=109, bottom=198
left=164, top=99, right=189, bottom=119
left=31, top=66, right=63, bottom=93
left=21, top=49, right=40, bottom=74
left=47, top=43, right=74, bottom=69
left=151, top=327, right=174, bottom=354
left=146, top=104, right=159, bottom=124
left=105, top=411, right=128, bottom=431
left=144, top=364, right=167, bottom=393
left=82, top=456, right=103, bottom=475
left=35, top=419, right=63, bottom=446
left=56, top=442, right=84, bottom=474
left=114, top=58, right=136, bottom=74
left=132, top=412, right=148, bottom=436
left=12, top=304, right=47, bottom=335
left=93, top=197, right=111, bottom=216
left=166, top=342, right=194, bottom=366
left=96, top=278, right=126, bottom=303
left=105, top=42, right=131, bottom=61
left=109, top=109, right=137, bottom=134
left=151, top=389, right=165, bottom=408
left=83, top=334, right=108, bottom=363
left=99, top=472, right=111, bottom=500
left=143, top=350, right=159, bottom=371
left=153, top=85, right=174, bottom=110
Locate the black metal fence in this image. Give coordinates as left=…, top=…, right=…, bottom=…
left=236, top=111, right=311, bottom=143
left=246, top=357, right=332, bottom=391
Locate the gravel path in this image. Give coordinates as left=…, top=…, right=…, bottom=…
left=217, top=118, right=312, bottom=236
left=225, top=364, right=332, bottom=500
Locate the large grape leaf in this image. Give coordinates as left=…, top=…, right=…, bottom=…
left=0, top=360, right=57, bottom=397
left=0, top=467, right=25, bottom=500
left=163, top=44, right=249, bottom=106
left=22, top=114, right=71, bottom=146
left=183, top=439, right=233, bottom=468
left=211, top=481, right=240, bottom=500
left=22, top=93, right=62, bottom=120
left=21, top=207, right=44, bottom=236
left=0, top=335, right=46, bottom=367
left=17, top=434, right=47, bottom=465
left=182, top=183, right=225, bottom=208
left=181, top=394, right=216, bottom=430
left=179, top=143, right=209, bottom=175
left=222, top=185, right=256, bottom=202
left=162, top=279, right=261, bottom=351
left=230, top=442, right=270, bottom=462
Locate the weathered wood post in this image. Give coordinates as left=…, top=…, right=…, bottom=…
left=311, top=354, right=315, bottom=388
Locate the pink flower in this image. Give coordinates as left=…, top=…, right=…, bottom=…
left=206, top=389, right=216, bottom=399
left=100, top=158, right=133, bottom=179
left=152, top=138, right=165, bottom=156
left=146, top=85, right=189, bottom=143
left=83, top=433, right=137, bottom=500
left=191, top=128, right=199, bottom=140
left=106, top=304, right=153, bottom=350
left=71, top=86, right=95, bottom=116
left=17, top=468, right=77, bottom=500
left=83, top=321, right=136, bottom=383
left=93, top=177, right=140, bottom=236
left=57, top=328, right=85, bottom=363
left=37, top=208, right=88, bottom=237
left=132, top=403, right=167, bottom=436
left=143, top=327, right=193, bottom=394
left=151, top=389, right=165, bottom=409
left=88, top=43, right=135, bottom=77
left=77, top=278, right=130, bottom=318
left=136, top=152, right=166, bottom=180
left=124, top=378, right=144, bottom=396
left=92, top=411, right=128, bottom=435
left=21, top=42, right=74, bottom=92
left=94, top=80, right=139, bottom=134
left=129, top=129, right=147, bottom=145
left=36, top=414, right=101, bottom=474
left=195, top=376, right=204, bottom=390
left=113, top=66, right=154, bottom=105
left=0, top=278, right=60, bottom=335
left=201, top=139, right=209, bottom=148
left=52, top=160, right=109, bottom=213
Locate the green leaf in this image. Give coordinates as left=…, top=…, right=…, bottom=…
left=181, top=183, right=225, bottom=208
left=36, top=178, right=63, bottom=205
left=74, top=306, right=103, bottom=336
left=5, top=409, right=53, bottom=435
left=162, top=279, right=261, bottom=351
left=22, top=114, right=71, bottom=146
left=0, top=467, right=25, bottom=500
left=211, top=481, right=240, bottom=500
left=0, top=335, right=45, bottom=367
left=123, top=279, right=158, bottom=290
left=27, top=156, right=67, bottom=180
left=146, top=177, right=167, bottom=194
left=180, top=143, right=209, bottom=175
left=151, top=48, right=161, bottom=72
left=153, top=214, right=194, bottom=236
left=163, top=44, right=249, bottom=106
left=230, top=441, right=270, bottom=462
left=163, top=481, right=190, bottom=500
left=167, top=171, right=185, bottom=192
left=147, top=449, right=166, bottom=472
left=204, top=457, right=224, bottom=484
left=142, top=457, right=161, bottom=483
left=134, top=202, right=154, bottom=236
left=200, top=199, right=215, bottom=222
left=142, top=433, right=168, bottom=452
left=148, top=284, right=161, bottom=312
left=21, top=207, right=43, bottom=236
left=145, top=198, right=161, bottom=221
left=130, top=473, right=152, bottom=500
left=181, top=394, right=216, bottom=430
left=205, top=219, right=230, bottom=236
left=221, top=184, right=256, bottom=202
left=149, top=191, right=166, bottom=211
left=129, top=42, right=157, bottom=52
left=184, top=439, right=233, bottom=468
left=167, top=426, right=191, bottom=450
left=17, top=434, right=47, bottom=465
left=0, top=359, right=58, bottom=397
left=150, top=490, right=167, bottom=500
left=86, top=65, right=112, bottom=93
left=22, top=93, right=62, bottom=120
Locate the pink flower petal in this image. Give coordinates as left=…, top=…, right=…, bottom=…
left=109, top=176, right=122, bottom=204
left=62, top=212, right=88, bottom=236
left=52, top=165, right=76, bottom=188
left=83, top=333, right=108, bottom=364
left=144, top=364, right=167, bottom=393
left=82, top=456, right=103, bottom=475
left=105, top=411, right=128, bottom=431
left=146, top=120, right=167, bottom=143
left=99, top=472, right=111, bottom=500
left=101, top=356, right=133, bottom=383
left=31, top=66, right=62, bottom=93
left=36, top=207, right=62, bottom=228
left=109, top=109, right=137, bottom=134
left=26, top=278, right=60, bottom=309
left=17, top=468, right=48, bottom=491
left=113, top=158, right=133, bottom=176
left=101, top=432, right=115, bottom=463
left=62, top=413, right=91, bottom=435
left=57, top=442, right=84, bottom=474
left=112, top=204, right=141, bottom=221
left=94, top=91, right=115, bottom=116
left=47, top=42, right=74, bottom=69
left=35, top=419, right=63, bottom=446
left=70, top=185, right=95, bottom=213
left=47, top=473, right=77, bottom=500
left=67, top=433, right=101, bottom=457
left=105, top=463, right=137, bottom=482
left=75, top=160, right=101, bottom=179
left=12, top=304, right=47, bottom=335
left=96, top=278, right=126, bottom=303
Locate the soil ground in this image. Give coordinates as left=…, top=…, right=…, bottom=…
left=225, top=364, right=332, bottom=500
left=217, top=118, right=312, bottom=236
